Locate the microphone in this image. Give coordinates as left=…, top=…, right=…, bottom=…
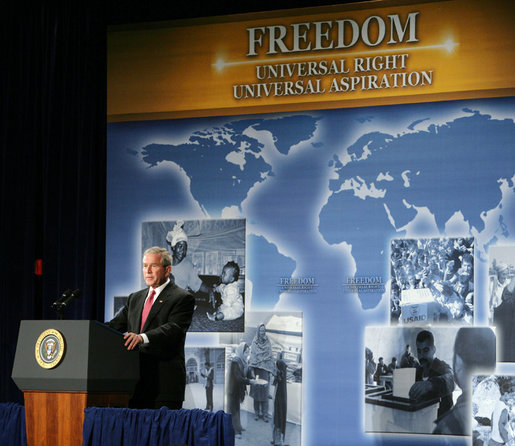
left=51, top=289, right=72, bottom=311
left=59, top=289, right=82, bottom=308
left=51, top=289, right=81, bottom=319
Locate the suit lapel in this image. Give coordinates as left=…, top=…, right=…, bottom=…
left=134, top=290, right=147, bottom=333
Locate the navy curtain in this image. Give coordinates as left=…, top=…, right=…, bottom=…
left=0, top=403, right=27, bottom=446
left=1, top=4, right=107, bottom=403
left=0, top=404, right=234, bottom=446
left=83, top=407, right=234, bottom=446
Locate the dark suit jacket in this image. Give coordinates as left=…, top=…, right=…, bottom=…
left=201, top=367, right=214, bottom=389
left=227, top=357, right=249, bottom=404
left=415, top=357, right=455, bottom=419
left=108, top=281, right=194, bottom=405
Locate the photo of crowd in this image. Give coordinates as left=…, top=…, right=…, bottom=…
left=390, top=237, right=475, bottom=325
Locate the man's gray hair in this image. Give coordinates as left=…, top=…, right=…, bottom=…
left=143, top=246, right=172, bottom=268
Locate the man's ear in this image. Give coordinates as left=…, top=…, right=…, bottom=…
left=166, top=265, right=172, bottom=277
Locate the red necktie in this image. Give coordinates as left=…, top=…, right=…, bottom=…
left=140, top=289, right=155, bottom=332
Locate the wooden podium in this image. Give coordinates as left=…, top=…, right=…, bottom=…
left=12, top=320, right=139, bottom=446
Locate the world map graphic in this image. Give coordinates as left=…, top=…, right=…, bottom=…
left=106, top=96, right=515, bottom=446
left=136, top=100, right=515, bottom=312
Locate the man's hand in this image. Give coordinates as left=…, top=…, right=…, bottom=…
left=124, top=332, right=143, bottom=350
left=409, top=380, right=433, bottom=400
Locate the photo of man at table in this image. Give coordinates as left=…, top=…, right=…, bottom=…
left=364, top=326, right=496, bottom=436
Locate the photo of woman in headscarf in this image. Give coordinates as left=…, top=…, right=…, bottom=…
left=142, top=218, right=246, bottom=332
left=221, top=311, right=303, bottom=445
left=227, top=342, right=251, bottom=439
left=248, top=323, right=276, bottom=422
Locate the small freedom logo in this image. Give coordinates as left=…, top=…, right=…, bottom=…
left=35, top=329, right=65, bottom=369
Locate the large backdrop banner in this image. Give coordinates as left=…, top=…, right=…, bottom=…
left=107, top=1, right=515, bottom=445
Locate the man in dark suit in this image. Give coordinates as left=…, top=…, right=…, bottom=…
left=108, top=246, right=195, bottom=409
left=409, top=330, right=455, bottom=419
left=201, top=361, right=214, bottom=411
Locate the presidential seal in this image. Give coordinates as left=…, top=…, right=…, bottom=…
left=35, top=329, right=65, bottom=369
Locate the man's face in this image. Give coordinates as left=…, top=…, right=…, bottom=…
left=173, top=241, right=188, bottom=263
left=458, top=270, right=470, bottom=284
left=416, top=339, right=436, bottom=368
left=461, top=259, right=472, bottom=276
left=142, top=253, right=171, bottom=288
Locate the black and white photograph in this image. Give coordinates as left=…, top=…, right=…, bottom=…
left=390, top=237, right=474, bottom=325
left=142, top=219, right=246, bottom=332
left=183, top=347, right=226, bottom=412
left=220, top=311, right=302, bottom=446
left=488, top=245, right=515, bottom=363
left=472, top=375, right=515, bottom=446
left=364, top=326, right=495, bottom=436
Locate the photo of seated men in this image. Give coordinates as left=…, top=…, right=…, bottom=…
left=488, top=245, right=515, bottom=362
left=473, top=375, right=515, bottom=446
left=390, top=237, right=474, bottom=325
left=364, top=326, right=495, bottom=436
left=141, top=218, right=245, bottom=332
